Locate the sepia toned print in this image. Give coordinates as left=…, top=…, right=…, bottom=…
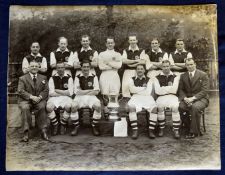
left=6, top=5, right=220, bottom=170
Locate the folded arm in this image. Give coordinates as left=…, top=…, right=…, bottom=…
left=128, top=78, right=146, bottom=94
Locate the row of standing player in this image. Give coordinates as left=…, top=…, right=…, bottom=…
left=21, top=34, right=193, bottom=98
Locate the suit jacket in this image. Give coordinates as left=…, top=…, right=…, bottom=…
left=178, top=69, right=209, bottom=103
left=17, top=73, right=49, bottom=103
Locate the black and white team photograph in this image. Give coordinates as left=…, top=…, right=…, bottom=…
left=6, top=5, right=220, bottom=170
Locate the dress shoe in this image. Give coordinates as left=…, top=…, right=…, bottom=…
left=131, top=129, right=139, bottom=140
left=60, top=125, right=66, bottom=135
left=52, top=124, right=58, bottom=136
left=148, top=129, right=156, bottom=139
left=158, top=128, right=164, bottom=137
left=92, top=126, right=100, bottom=136
left=41, top=129, right=49, bottom=141
left=71, top=126, right=79, bottom=136
left=174, top=130, right=180, bottom=139
left=185, top=133, right=197, bottom=139
left=22, top=130, right=29, bottom=142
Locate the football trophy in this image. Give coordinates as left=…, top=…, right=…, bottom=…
left=107, top=93, right=120, bottom=121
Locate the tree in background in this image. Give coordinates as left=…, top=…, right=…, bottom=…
left=8, top=6, right=217, bottom=93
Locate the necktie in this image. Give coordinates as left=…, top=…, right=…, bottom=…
left=33, top=75, right=36, bottom=83
left=33, top=75, right=37, bottom=95
left=189, top=73, right=193, bottom=82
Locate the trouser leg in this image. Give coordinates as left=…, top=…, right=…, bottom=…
left=179, top=101, right=190, bottom=133
left=34, top=100, right=47, bottom=131
left=190, top=101, right=207, bottom=135
left=19, top=101, right=32, bottom=132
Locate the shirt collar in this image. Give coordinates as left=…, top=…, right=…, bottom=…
left=152, top=48, right=162, bottom=53
left=188, top=69, right=196, bottom=76
left=106, top=49, right=115, bottom=52
left=29, top=72, right=37, bottom=79
left=56, top=48, right=69, bottom=53
left=128, top=45, right=139, bottom=51
left=81, top=46, right=92, bottom=52
left=135, top=75, right=146, bottom=80
left=78, top=72, right=93, bottom=77
left=174, top=49, right=187, bottom=54
left=54, top=72, right=69, bottom=77
left=159, top=71, right=174, bottom=76
left=31, top=53, right=42, bottom=57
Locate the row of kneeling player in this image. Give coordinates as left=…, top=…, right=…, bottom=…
left=17, top=57, right=209, bottom=142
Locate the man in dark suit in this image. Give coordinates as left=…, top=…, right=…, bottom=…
left=179, top=58, right=209, bottom=139
left=18, top=60, right=49, bottom=142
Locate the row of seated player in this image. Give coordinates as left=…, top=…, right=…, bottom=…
left=17, top=57, right=209, bottom=142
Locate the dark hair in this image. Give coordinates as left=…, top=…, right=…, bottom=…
left=128, top=33, right=138, bottom=39
left=29, top=60, right=39, bottom=64
left=176, top=38, right=184, bottom=43
left=30, top=41, right=40, bottom=47
left=185, top=58, right=195, bottom=64
left=162, top=59, right=171, bottom=65
left=151, top=38, right=160, bottom=43
left=81, top=34, right=90, bottom=41
left=56, top=62, right=65, bottom=67
left=136, top=63, right=146, bottom=70
left=80, top=60, right=91, bottom=67
left=106, top=36, right=115, bottom=42
left=58, top=36, right=68, bottom=43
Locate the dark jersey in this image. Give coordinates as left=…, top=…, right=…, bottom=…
left=25, top=54, right=43, bottom=64
left=77, top=49, right=96, bottom=63
left=53, top=50, right=71, bottom=63
left=170, top=52, right=189, bottom=63
left=77, top=74, right=95, bottom=90
left=156, top=74, right=176, bottom=87
left=124, top=48, right=144, bottom=70
left=132, top=76, right=150, bottom=87
left=145, top=49, right=166, bottom=62
left=52, top=74, right=71, bottom=90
